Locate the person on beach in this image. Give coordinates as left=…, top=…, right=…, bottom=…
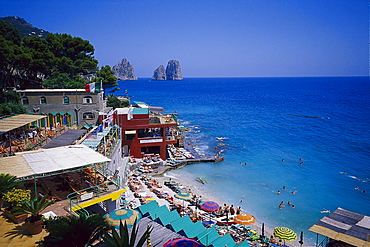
left=230, top=205, right=235, bottom=215
left=236, top=206, right=241, bottom=215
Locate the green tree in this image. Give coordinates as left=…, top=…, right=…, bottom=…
left=41, top=213, right=107, bottom=247
left=0, top=102, right=27, bottom=116
left=3, top=90, right=20, bottom=103
left=21, top=36, right=55, bottom=81
left=106, top=95, right=129, bottom=108
left=41, top=72, right=85, bottom=89
left=0, top=19, right=21, bottom=45
left=46, top=33, right=98, bottom=79
left=92, top=65, right=119, bottom=93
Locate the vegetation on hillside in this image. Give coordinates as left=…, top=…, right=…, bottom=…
left=0, top=17, right=120, bottom=107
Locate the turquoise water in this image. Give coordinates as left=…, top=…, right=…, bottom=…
left=116, top=77, right=370, bottom=245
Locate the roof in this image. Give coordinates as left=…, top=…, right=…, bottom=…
left=197, top=227, right=221, bottom=246
left=154, top=209, right=181, bottom=226
left=133, top=107, right=149, bottom=115
left=0, top=114, right=47, bottom=134
left=181, top=220, right=207, bottom=238
left=134, top=217, right=183, bottom=246
left=0, top=145, right=110, bottom=179
left=148, top=205, right=169, bottom=219
left=137, top=200, right=159, bottom=216
left=309, top=207, right=370, bottom=247
left=43, top=129, right=87, bottom=149
left=209, top=233, right=236, bottom=247
left=170, top=215, right=193, bottom=233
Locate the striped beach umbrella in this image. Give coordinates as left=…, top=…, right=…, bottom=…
left=234, top=213, right=256, bottom=225
left=163, top=238, right=204, bottom=247
left=273, top=227, right=297, bottom=242
left=174, top=191, right=193, bottom=200
left=103, top=209, right=140, bottom=229
left=200, top=201, right=220, bottom=212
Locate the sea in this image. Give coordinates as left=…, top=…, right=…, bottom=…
left=115, top=77, right=370, bottom=245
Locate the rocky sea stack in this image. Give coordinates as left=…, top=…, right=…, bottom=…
left=152, top=65, right=167, bottom=80
left=113, top=58, right=137, bottom=80
left=152, top=60, right=183, bottom=81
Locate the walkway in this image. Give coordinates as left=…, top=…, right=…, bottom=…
left=43, top=129, right=87, bottom=149
left=0, top=210, right=47, bottom=247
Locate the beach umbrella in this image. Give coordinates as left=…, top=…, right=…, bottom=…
left=103, top=209, right=140, bottom=229
left=174, top=191, right=193, bottom=200
left=200, top=201, right=220, bottom=212
left=163, top=238, right=204, bottom=247
left=273, top=227, right=297, bottom=245
left=234, top=213, right=256, bottom=225
left=174, top=191, right=193, bottom=207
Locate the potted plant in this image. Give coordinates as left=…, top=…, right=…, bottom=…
left=11, top=195, right=54, bottom=234
left=3, top=188, right=30, bottom=223
left=0, top=173, right=21, bottom=208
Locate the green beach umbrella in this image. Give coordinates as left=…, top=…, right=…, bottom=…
left=273, top=227, right=297, bottom=244
left=103, top=209, right=140, bottom=229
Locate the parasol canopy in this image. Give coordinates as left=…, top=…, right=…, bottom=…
left=103, top=209, right=140, bottom=229
left=200, top=201, right=220, bottom=212
left=174, top=191, right=193, bottom=201
left=234, top=213, right=256, bottom=225
left=163, top=238, right=204, bottom=247
left=273, top=227, right=297, bottom=242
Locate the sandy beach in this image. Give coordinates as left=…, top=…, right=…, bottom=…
left=149, top=166, right=304, bottom=247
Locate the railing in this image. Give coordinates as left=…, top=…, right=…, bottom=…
left=67, top=176, right=120, bottom=212
left=317, top=237, right=330, bottom=247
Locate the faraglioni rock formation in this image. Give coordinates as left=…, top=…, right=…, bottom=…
left=166, top=60, right=183, bottom=80
left=152, top=65, right=167, bottom=80
left=152, top=60, right=183, bottom=81
left=113, top=58, right=137, bottom=80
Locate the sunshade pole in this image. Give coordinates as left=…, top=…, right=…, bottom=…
left=33, top=175, right=38, bottom=198
left=94, top=163, right=97, bottom=187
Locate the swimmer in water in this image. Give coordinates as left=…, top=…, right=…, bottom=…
left=276, top=190, right=281, bottom=194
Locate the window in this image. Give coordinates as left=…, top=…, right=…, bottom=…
left=83, top=96, right=93, bottom=104
left=40, top=96, right=47, bottom=104
left=83, top=112, right=94, bottom=119
left=21, top=97, right=29, bottom=105
left=63, top=96, right=69, bottom=104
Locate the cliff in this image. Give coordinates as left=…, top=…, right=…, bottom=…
left=166, top=60, right=183, bottom=80
left=112, top=58, right=138, bottom=80
left=152, top=65, right=166, bottom=80
left=152, top=60, right=183, bottom=81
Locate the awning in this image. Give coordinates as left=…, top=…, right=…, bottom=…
left=125, top=130, right=136, bottom=135
left=58, top=111, right=64, bottom=115
left=309, top=207, right=370, bottom=247
left=0, top=145, right=111, bottom=179
left=49, top=112, right=57, bottom=115
left=0, top=114, right=47, bottom=134
left=66, top=111, right=73, bottom=115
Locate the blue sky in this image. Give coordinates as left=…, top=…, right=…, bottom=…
left=1, top=0, right=368, bottom=77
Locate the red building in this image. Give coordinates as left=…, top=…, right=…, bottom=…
left=113, top=105, right=180, bottom=160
